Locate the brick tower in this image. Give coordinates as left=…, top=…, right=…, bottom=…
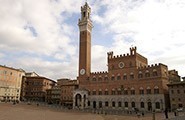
left=78, top=2, right=93, bottom=77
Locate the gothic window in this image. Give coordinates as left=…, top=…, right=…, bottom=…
left=145, top=70, right=150, bottom=77
left=98, top=90, right=102, bottom=95
left=92, top=90, right=96, bottom=95
left=171, top=90, right=174, bottom=94
left=111, top=76, right=115, bottom=80
left=123, top=74, right=127, bottom=80
left=117, top=75, right=121, bottom=80
left=138, top=71, right=143, bottom=78
left=155, top=102, right=160, bottom=109
left=139, top=89, right=144, bottom=95
left=125, top=102, right=128, bottom=107
left=88, top=101, right=90, bottom=106
left=118, top=101, right=122, bottom=107
left=105, top=101, right=109, bottom=107
left=112, top=101, right=115, bottom=107
left=104, top=76, right=108, bottom=81
left=154, top=86, right=159, bottom=94
left=105, top=90, right=109, bottom=95
left=141, top=102, right=145, bottom=108
left=124, top=89, right=128, bottom=95
left=117, top=89, right=122, bottom=95
left=99, top=101, right=102, bottom=108
left=130, top=72, right=134, bottom=80
left=146, top=87, right=151, bottom=94
left=112, top=89, right=116, bottom=95
left=153, top=69, right=158, bottom=76
left=131, top=90, right=135, bottom=95
left=92, top=77, right=96, bottom=81
left=131, top=102, right=135, bottom=108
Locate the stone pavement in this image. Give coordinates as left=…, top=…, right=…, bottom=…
left=0, top=102, right=185, bottom=120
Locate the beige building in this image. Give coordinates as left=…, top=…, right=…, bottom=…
left=0, top=65, right=25, bottom=102
left=167, top=81, right=185, bottom=111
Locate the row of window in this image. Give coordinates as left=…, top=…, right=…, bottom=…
left=25, top=81, right=50, bottom=86
left=171, top=89, right=185, bottom=94
left=89, top=88, right=159, bottom=95
left=88, top=101, right=161, bottom=109
left=88, top=71, right=158, bottom=81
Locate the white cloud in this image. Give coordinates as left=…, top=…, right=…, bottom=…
left=91, top=0, right=185, bottom=77
left=0, top=0, right=184, bottom=79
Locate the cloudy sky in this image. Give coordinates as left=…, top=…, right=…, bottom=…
left=0, top=0, right=185, bottom=80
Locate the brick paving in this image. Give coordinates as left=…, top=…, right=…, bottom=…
left=0, top=103, right=184, bottom=120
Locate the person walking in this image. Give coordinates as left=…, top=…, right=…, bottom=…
left=164, top=108, right=168, bottom=119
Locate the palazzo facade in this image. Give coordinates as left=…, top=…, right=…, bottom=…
left=73, top=2, right=172, bottom=112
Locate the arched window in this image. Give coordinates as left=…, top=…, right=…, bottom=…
left=99, top=101, right=102, bottom=108
left=105, top=89, right=109, bottom=95
left=92, top=90, right=96, bottom=95
left=146, top=87, right=151, bottom=94
left=138, top=71, right=143, bottom=78
left=117, top=88, right=122, bottom=95
left=125, top=102, right=128, bottom=107
left=112, top=101, right=115, bottom=107
left=92, top=76, right=96, bottom=81
left=104, top=75, right=108, bottom=81
left=98, top=89, right=102, bottom=95
left=139, top=87, right=144, bottom=95
left=145, top=70, right=150, bottom=77
left=88, top=101, right=90, bottom=106
left=124, top=88, right=128, bottom=95
left=111, top=75, right=115, bottom=80
left=131, top=87, right=135, bottom=95
left=105, top=101, right=109, bottom=107
left=98, top=76, right=102, bottom=81
left=130, top=72, right=134, bottom=80
left=117, top=75, right=121, bottom=80
left=154, top=86, right=159, bottom=94
left=123, top=73, right=127, bottom=80
left=153, top=69, right=158, bottom=76
left=141, top=102, right=145, bottom=108
left=118, top=101, right=122, bottom=107
left=112, top=89, right=116, bottom=95
left=131, top=102, right=135, bottom=108
left=155, top=102, right=160, bottom=109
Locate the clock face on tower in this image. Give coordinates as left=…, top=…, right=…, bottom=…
left=80, top=69, right=86, bottom=75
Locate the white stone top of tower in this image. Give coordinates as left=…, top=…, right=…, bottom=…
left=78, top=2, right=93, bottom=32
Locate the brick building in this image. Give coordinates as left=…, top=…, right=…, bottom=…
left=167, top=81, right=185, bottom=111
left=59, top=79, right=78, bottom=107
left=0, top=65, right=25, bottom=102
left=21, top=76, right=56, bottom=102
left=73, top=2, right=178, bottom=112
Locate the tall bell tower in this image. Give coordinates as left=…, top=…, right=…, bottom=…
left=78, top=2, right=93, bottom=77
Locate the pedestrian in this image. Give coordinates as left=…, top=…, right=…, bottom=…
left=142, top=111, right=144, bottom=117
left=174, top=110, right=177, bottom=116
left=164, top=108, right=168, bottom=119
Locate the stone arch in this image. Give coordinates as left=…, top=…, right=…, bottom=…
left=75, top=94, right=82, bottom=108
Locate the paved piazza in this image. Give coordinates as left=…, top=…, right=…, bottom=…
left=0, top=103, right=185, bottom=120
